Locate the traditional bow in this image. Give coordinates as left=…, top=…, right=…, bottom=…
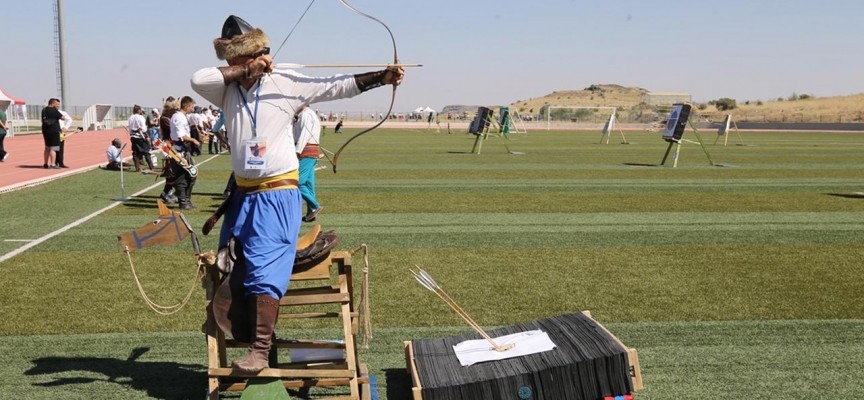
left=270, top=0, right=400, bottom=173
left=329, top=0, right=399, bottom=173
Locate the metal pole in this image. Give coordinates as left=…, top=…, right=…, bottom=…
left=57, top=0, right=71, bottom=108
left=116, top=143, right=129, bottom=201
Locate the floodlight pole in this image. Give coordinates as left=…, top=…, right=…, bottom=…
left=56, top=0, right=71, bottom=108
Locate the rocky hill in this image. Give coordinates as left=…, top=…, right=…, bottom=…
left=507, top=85, right=864, bottom=123
left=442, top=84, right=864, bottom=123
left=509, top=84, right=649, bottom=116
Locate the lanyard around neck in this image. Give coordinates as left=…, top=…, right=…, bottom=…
left=237, top=79, right=262, bottom=137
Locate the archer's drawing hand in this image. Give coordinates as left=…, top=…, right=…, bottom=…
left=249, top=55, right=273, bottom=78
left=383, top=65, right=404, bottom=87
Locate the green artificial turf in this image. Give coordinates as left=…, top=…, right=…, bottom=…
left=1, top=321, right=862, bottom=399
left=1, top=129, right=863, bottom=399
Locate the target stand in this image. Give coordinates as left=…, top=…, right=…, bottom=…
left=659, top=104, right=717, bottom=168
left=468, top=107, right=524, bottom=155
left=713, top=114, right=747, bottom=146
left=600, top=112, right=630, bottom=145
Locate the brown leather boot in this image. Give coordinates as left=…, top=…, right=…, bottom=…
left=231, top=294, right=280, bottom=373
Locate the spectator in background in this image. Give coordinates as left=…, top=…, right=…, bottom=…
left=0, top=105, right=8, bottom=162
left=41, top=98, right=65, bottom=169
left=127, top=105, right=154, bottom=172
left=146, top=108, right=161, bottom=147
left=293, top=105, right=323, bottom=222
left=55, top=109, right=74, bottom=168
left=105, top=138, right=125, bottom=170
left=187, top=106, right=204, bottom=156
left=159, top=97, right=179, bottom=204
left=208, top=109, right=222, bottom=154
left=159, top=97, right=177, bottom=141
left=170, top=96, right=200, bottom=210
left=200, top=107, right=213, bottom=152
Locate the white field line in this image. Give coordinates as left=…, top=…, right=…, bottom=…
left=0, top=154, right=220, bottom=264
left=4, top=239, right=35, bottom=242
left=0, top=155, right=143, bottom=195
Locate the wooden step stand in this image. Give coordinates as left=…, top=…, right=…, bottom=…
left=203, top=230, right=372, bottom=400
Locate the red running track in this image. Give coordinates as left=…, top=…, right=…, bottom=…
left=0, top=129, right=133, bottom=192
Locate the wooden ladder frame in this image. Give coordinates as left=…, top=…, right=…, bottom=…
left=203, top=251, right=371, bottom=400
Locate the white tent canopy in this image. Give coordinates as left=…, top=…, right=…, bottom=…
left=412, top=106, right=436, bottom=113
left=0, top=88, right=27, bottom=136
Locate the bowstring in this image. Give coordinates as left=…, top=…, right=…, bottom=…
left=262, top=0, right=337, bottom=167
left=265, top=0, right=397, bottom=172
left=272, top=0, right=317, bottom=60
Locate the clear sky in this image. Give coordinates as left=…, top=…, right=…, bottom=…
left=2, top=0, right=862, bottom=113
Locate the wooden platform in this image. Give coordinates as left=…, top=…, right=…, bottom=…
left=204, top=251, right=371, bottom=400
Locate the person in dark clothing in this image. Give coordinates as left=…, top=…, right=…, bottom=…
left=169, top=96, right=200, bottom=210
left=41, top=98, right=66, bottom=169
left=0, top=107, right=8, bottom=162
left=159, top=97, right=179, bottom=203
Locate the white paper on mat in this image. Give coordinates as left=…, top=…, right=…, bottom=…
left=453, top=330, right=557, bottom=367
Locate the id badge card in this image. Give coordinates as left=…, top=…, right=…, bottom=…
left=244, top=138, right=267, bottom=170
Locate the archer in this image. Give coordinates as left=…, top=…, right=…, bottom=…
left=189, top=15, right=403, bottom=373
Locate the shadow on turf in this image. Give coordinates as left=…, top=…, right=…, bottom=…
left=622, top=162, right=660, bottom=167
left=824, top=192, right=864, bottom=199
left=385, top=368, right=416, bottom=400
left=117, top=195, right=220, bottom=212
left=25, top=346, right=207, bottom=400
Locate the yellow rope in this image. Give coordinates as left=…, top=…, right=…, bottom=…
left=123, top=246, right=203, bottom=316
left=349, top=244, right=372, bottom=348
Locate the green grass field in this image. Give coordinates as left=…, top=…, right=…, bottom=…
left=1, top=129, right=863, bottom=399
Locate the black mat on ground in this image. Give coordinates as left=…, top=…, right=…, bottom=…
left=411, top=312, right=632, bottom=400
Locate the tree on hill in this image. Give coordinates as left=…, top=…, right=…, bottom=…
left=713, top=98, right=737, bottom=111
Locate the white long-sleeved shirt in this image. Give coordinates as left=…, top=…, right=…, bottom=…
left=191, top=68, right=360, bottom=179
left=188, top=113, right=203, bottom=130
left=293, top=107, right=321, bottom=152
left=59, top=110, right=73, bottom=130
left=107, top=145, right=121, bottom=162
left=128, top=114, right=147, bottom=138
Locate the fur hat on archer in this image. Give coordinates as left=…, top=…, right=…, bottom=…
left=163, top=97, right=179, bottom=110
left=213, top=15, right=269, bottom=60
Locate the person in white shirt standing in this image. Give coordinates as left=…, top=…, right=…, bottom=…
left=187, top=106, right=204, bottom=156
left=127, top=105, right=154, bottom=172
left=190, top=14, right=403, bottom=373
left=208, top=109, right=222, bottom=154
left=170, top=96, right=201, bottom=210
left=293, top=105, right=323, bottom=222
left=55, top=109, right=74, bottom=168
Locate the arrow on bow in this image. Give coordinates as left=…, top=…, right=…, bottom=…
left=274, top=63, right=421, bottom=69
